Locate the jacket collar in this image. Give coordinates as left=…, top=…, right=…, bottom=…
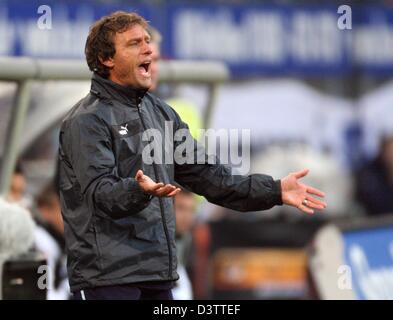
left=90, top=73, right=148, bottom=107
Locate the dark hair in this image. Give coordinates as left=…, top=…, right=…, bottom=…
left=14, top=160, right=23, bottom=175
left=37, top=182, right=58, bottom=208
left=85, top=11, right=148, bottom=78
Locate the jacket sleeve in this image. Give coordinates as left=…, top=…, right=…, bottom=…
left=64, top=113, right=151, bottom=219
left=172, top=113, right=283, bottom=212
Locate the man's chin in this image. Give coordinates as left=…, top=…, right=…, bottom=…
left=137, top=79, right=152, bottom=90
left=148, top=84, right=157, bottom=92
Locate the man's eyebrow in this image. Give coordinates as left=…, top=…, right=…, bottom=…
left=126, top=37, right=142, bottom=44
left=125, top=35, right=151, bottom=44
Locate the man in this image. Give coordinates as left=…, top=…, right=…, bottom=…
left=5, top=161, right=31, bottom=209
left=355, top=133, right=393, bottom=215
left=4, top=162, right=69, bottom=299
left=34, top=182, right=70, bottom=299
left=172, top=188, right=197, bottom=300
left=146, top=26, right=161, bottom=93
left=58, top=11, right=326, bottom=300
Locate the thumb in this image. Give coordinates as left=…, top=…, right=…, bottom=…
left=135, top=170, right=144, bottom=181
left=294, top=168, right=309, bottom=179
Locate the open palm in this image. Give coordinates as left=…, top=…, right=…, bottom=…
left=281, top=168, right=327, bottom=214
left=135, top=170, right=181, bottom=198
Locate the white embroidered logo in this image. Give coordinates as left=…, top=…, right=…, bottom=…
left=119, top=124, right=128, bottom=135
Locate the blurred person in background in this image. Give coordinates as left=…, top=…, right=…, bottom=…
left=59, top=11, right=326, bottom=300
left=0, top=197, right=36, bottom=298
left=172, top=188, right=197, bottom=300
left=147, top=26, right=161, bottom=93
left=35, top=183, right=64, bottom=237
left=6, top=162, right=26, bottom=203
left=3, top=162, right=69, bottom=299
left=355, top=133, right=393, bottom=216
left=5, top=160, right=32, bottom=209
left=32, top=182, right=70, bottom=299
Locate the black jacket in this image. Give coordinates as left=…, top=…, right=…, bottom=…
left=58, top=74, right=283, bottom=292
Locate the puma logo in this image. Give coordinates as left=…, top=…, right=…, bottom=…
left=119, top=124, right=128, bottom=135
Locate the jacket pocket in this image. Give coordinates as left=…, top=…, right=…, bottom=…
left=61, top=183, right=84, bottom=211
left=92, top=218, right=104, bottom=272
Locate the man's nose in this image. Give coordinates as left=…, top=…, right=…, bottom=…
left=143, top=41, right=152, bottom=55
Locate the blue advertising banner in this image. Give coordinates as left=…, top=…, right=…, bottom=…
left=342, top=226, right=393, bottom=300
left=0, top=0, right=153, bottom=58
left=1, top=1, right=393, bottom=76
left=165, top=4, right=352, bottom=76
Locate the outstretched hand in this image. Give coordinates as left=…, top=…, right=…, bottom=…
left=281, top=168, right=327, bottom=215
left=135, top=170, right=181, bottom=198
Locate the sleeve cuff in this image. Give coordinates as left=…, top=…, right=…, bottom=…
left=128, top=179, right=153, bottom=204
left=134, top=183, right=153, bottom=202
left=273, top=179, right=283, bottom=206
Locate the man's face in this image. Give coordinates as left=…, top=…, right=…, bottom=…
left=103, top=24, right=153, bottom=89
left=149, top=42, right=161, bottom=92
left=40, top=196, right=64, bottom=236
left=7, top=173, right=26, bottom=203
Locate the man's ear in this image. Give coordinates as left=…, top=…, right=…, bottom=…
left=99, top=56, right=114, bottom=68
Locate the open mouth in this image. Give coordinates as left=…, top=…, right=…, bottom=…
left=138, top=61, right=151, bottom=77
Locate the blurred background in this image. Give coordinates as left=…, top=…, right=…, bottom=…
left=1, top=0, right=393, bottom=300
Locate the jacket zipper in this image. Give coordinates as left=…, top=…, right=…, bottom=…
left=137, top=102, right=173, bottom=278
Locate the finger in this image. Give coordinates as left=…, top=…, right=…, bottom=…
left=154, top=185, right=171, bottom=196
left=304, top=200, right=325, bottom=211
left=158, top=184, right=175, bottom=192
left=306, top=186, right=325, bottom=198
left=294, top=168, right=309, bottom=179
left=306, top=196, right=327, bottom=209
left=298, top=204, right=314, bottom=215
left=167, top=188, right=181, bottom=197
left=135, top=170, right=144, bottom=181
left=167, top=188, right=180, bottom=197
left=158, top=187, right=176, bottom=197
left=155, top=185, right=176, bottom=197
left=151, top=182, right=165, bottom=191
